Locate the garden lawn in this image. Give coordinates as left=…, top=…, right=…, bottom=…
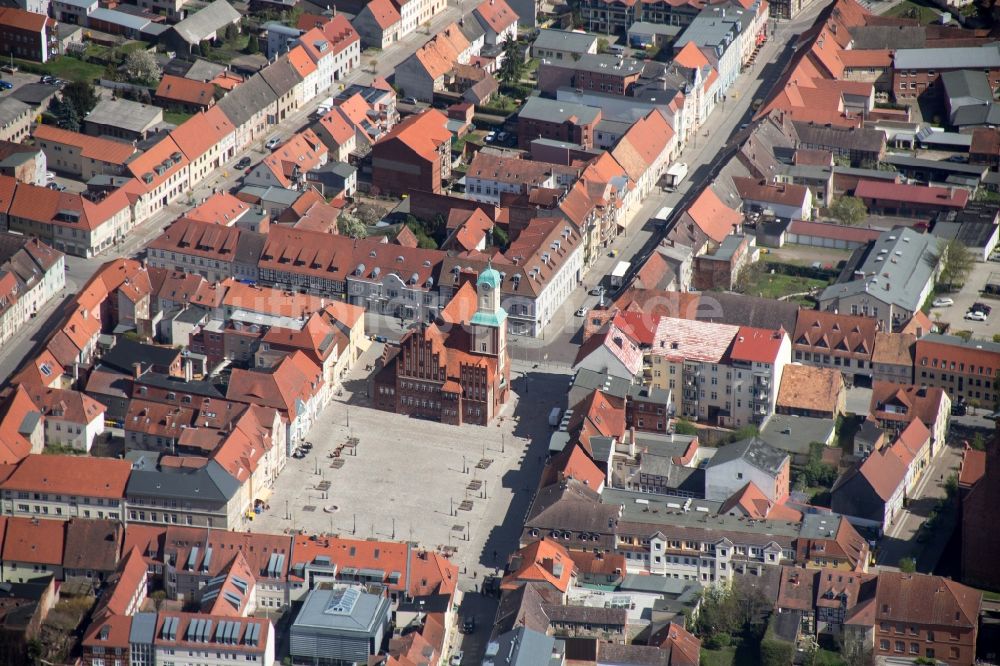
left=740, top=272, right=827, bottom=300
left=884, top=0, right=941, bottom=23
left=700, top=647, right=737, bottom=666
left=14, top=56, right=104, bottom=82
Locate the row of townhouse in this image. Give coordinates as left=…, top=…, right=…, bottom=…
left=0, top=403, right=284, bottom=531
left=77, top=524, right=460, bottom=665
left=146, top=208, right=588, bottom=338
left=4, top=14, right=360, bottom=255
left=0, top=233, right=65, bottom=347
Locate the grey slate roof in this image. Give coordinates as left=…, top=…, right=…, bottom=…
left=941, top=69, right=992, bottom=107
left=459, top=17, right=485, bottom=44
left=571, top=368, right=633, bottom=401
left=217, top=73, right=277, bottom=127
left=0, top=98, right=31, bottom=127
left=491, top=582, right=556, bottom=639
left=171, top=0, right=240, bottom=45
left=126, top=460, right=240, bottom=502
left=85, top=98, right=162, bottom=133
left=485, top=627, right=556, bottom=666
left=759, top=414, right=835, bottom=456
left=849, top=25, right=926, bottom=50
left=706, top=437, right=789, bottom=476
left=533, top=28, right=599, bottom=55
left=518, top=97, right=601, bottom=125
left=819, top=228, right=944, bottom=312
left=793, top=121, right=885, bottom=153
left=235, top=230, right=267, bottom=265
left=556, top=53, right=645, bottom=76
left=260, top=56, right=303, bottom=97
left=894, top=43, right=1000, bottom=71
left=920, top=332, right=1000, bottom=354
left=185, top=58, right=228, bottom=82
left=694, top=291, right=799, bottom=333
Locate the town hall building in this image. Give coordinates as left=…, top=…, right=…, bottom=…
left=373, top=266, right=511, bottom=425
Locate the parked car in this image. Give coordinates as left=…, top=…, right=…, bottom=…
left=265, top=136, right=282, bottom=150
left=971, top=302, right=992, bottom=316
left=965, top=311, right=988, bottom=322
left=0, top=80, right=12, bottom=91
left=575, top=306, right=588, bottom=317
left=40, top=75, right=54, bottom=84
left=462, top=616, right=475, bottom=633
left=450, top=652, right=463, bottom=666
left=236, top=157, right=252, bottom=169
left=484, top=131, right=496, bottom=143
left=401, top=97, right=419, bottom=105
left=589, top=287, right=603, bottom=296
left=952, top=401, right=968, bottom=416
left=932, top=297, right=954, bottom=307
left=47, top=182, right=66, bottom=191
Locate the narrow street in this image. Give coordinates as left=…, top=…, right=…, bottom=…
left=877, top=440, right=963, bottom=571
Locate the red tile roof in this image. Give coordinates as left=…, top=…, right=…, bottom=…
left=33, top=125, right=136, bottom=164
left=855, top=180, right=969, bottom=208
left=2, top=516, right=64, bottom=565
left=729, top=326, right=787, bottom=364
left=156, top=74, right=216, bottom=107
left=474, top=0, right=518, bottom=33
left=1, top=454, right=131, bottom=498
left=169, top=105, right=235, bottom=161
left=126, top=136, right=190, bottom=194
left=683, top=187, right=742, bottom=243
left=379, top=109, right=451, bottom=162
left=0, top=7, right=50, bottom=32
left=361, top=0, right=401, bottom=29
left=787, top=220, right=882, bottom=244
left=501, top=539, right=575, bottom=593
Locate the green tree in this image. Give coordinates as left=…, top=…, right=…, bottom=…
left=760, top=618, right=795, bottom=666
left=898, top=557, right=917, bottom=573
left=224, top=22, right=238, bottom=43
left=596, top=37, right=610, bottom=54
left=829, top=195, right=867, bottom=226
left=498, top=35, right=525, bottom=85
left=52, top=97, right=81, bottom=131
left=971, top=432, right=987, bottom=451
left=674, top=419, right=697, bottom=435
left=245, top=33, right=260, bottom=54
left=123, top=49, right=162, bottom=85
left=492, top=224, right=509, bottom=249
left=63, top=79, right=99, bottom=118
left=338, top=212, right=368, bottom=238
left=939, top=238, right=973, bottom=288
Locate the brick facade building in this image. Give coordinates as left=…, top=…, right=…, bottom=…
left=374, top=268, right=510, bottom=426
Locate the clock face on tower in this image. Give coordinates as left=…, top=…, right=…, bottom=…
left=481, top=283, right=491, bottom=292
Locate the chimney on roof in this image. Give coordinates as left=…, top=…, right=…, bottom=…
left=629, top=426, right=636, bottom=457
left=133, top=362, right=143, bottom=379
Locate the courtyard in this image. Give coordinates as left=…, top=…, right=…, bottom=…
left=251, top=346, right=572, bottom=580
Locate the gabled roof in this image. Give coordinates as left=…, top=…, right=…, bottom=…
left=169, top=106, right=235, bottom=161
left=2, top=454, right=131, bottom=498
left=358, top=0, right=400, bottom=30
left=375, top=109, right=451, bottom=162
left=682, top=187, right=741, bottom=244
left=875, top=571, right=981, bottom=628
left=473, top=0, right=518, bottom=34
left=2, top=516, right=63, bottom=566
left=33, top=125, right=136, bottom=164
left=501, top=539, right=575, bottom=593
left=156, top=74, right=216, bottom=107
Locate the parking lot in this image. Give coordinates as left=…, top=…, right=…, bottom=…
left=927, top=259, right=1000, bottom=339
left=251, top=348, right=570, bottom=581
